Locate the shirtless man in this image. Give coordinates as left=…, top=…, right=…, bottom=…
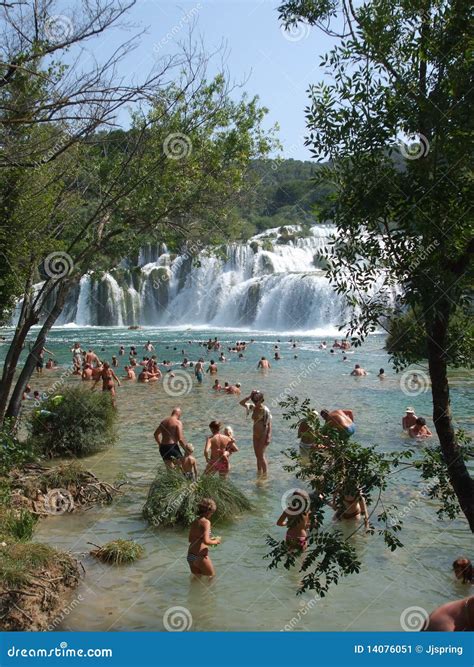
left=154, top=407, right=187, bottom=467
left=402, top=407, right=417, bottom=431
left=320, top=408, right=356, bottom=438
left=91, top=362, right=121, bottom=408
left=422, top=596, right=474, bottom=631
left=138, top=368, right=150, bottom=383
left=206, top=360, right=218, bottom=375
left=204, top=421, right=238, bottom=476
left=81, top=364, right=93, bottom=381
left=123, top=365, right=136, bottom=381
left=350, top=364, right=367, bottom=376
left=257, top=357, right=271, bottom=370
left=194, top=358, right=204, bottom=384
left=225, top=382, right=241, bottom=395
left=144, top=341, right=154, bottom=352
left=409, top=417, right=432, bottom=439
left=85, top=349, right=100, bottom=367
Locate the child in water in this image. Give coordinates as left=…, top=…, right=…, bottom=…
left=276, top=490, right=311, bottom=552
left=181, top=443, right=198, bottom=481
left=187, top=498, right=221, bottom=577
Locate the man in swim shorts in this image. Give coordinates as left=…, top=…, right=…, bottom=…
left=154, top=407, right=188, bottom=467
left=194, top=358, right=204, bottom=384
left=320, top=408, right=356, bottom=438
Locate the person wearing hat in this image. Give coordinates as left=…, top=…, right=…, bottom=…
left=402, top=407, right=417, bottom=431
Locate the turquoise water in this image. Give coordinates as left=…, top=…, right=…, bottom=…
left=2, top=326, right=472, bottom=631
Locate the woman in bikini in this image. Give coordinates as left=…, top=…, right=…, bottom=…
left=187, top=498, right=221, bottom=577
left=277, top=490, right=311, bottom=552
left=240, top=390, right=272, bottom=476
left=91, top=362, right=121, bottom=408
left=333, top=488, right=369, bottom=530
left=204, top=421, right=236, bottom=477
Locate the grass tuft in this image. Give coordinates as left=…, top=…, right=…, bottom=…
left=90, top=539, right=144, bottom=565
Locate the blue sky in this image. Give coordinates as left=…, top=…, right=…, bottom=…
left=90, top=0, right=336, bottom=160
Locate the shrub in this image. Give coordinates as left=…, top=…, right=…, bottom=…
left=0, top=508, right=37, bottom=542
left=90, top=539, right=144, bottom=565
left=143, top=467, right=253, bottom=527
left=29, top=388, right=117, bottom=458
left=0, top=421, right=37, bottom=475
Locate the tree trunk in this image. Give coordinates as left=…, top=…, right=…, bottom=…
left=5, top=284, right=70, bottom=421
left=426, top=308, right=474, bottom=532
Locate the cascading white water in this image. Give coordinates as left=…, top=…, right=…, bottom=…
left=57, top=225, right=348, bottom=331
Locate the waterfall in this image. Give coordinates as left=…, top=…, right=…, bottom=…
left=56, top=225, right=354, bottom=331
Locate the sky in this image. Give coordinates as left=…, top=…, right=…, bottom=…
left=82, top=0, right=337, bottom=161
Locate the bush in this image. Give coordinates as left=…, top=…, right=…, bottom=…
left=0, top=508, right=37, bottom=542
left=0, top=421, right=37, bottom=475
left=29, top=388, right=117, bottom=458
left=90, top=539, right=144, bottom=565
left=143, top=467, right=253, bottom=527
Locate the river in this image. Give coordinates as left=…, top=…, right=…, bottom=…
left=3, top=326, right=472, bottom=631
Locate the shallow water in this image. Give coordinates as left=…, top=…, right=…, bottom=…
left=2, top=327, right=473, bottom=632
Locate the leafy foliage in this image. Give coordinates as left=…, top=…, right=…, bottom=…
left=265, top=396, right=467, bottom=594
left=143, top=467, right=253, bottom=527
left=29, top=388, right=116, bottom=458
left=0, top=421, right=37, bottom=475
left=0, top=508, right=37, bottom=542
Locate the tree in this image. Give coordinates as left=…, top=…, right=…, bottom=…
left=0, top=73, right=275, bottom=420
left=278, top=0, right=474, bottom=529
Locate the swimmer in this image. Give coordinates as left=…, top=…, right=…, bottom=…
left=123, top=365, right=136, bottom=381
left=204, top=421, right=237, bottom=476
left=91, top=362, right=121, bottom=408
left=240, top=390, right=272, bottom=475
left=212, top=379, right=222, bottom=391
left=409, top=417, right=432, bottom=439
left=154, top=407, right=187, bottom=468
left=187, top=498, right=220, bottom=577
left=402, top=407, right=417, bottom=431
left=350, top=364, right=367, bottom=376
left=422, top=596, right=474, bottom=631
left=320, top=408, right=355, bottom=439
left=257, top=357, right=271, bottom=370
left=452, top=558, right=473, bottom=584
left=206, top=360, right=218, bottom=375
left=181, top=443, right=198, bottom=481
left=277, top=490, right=311, bottom=552
left=378, top=368, right=385, bottom=379
left=194, top=358, right=204, bottom=384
